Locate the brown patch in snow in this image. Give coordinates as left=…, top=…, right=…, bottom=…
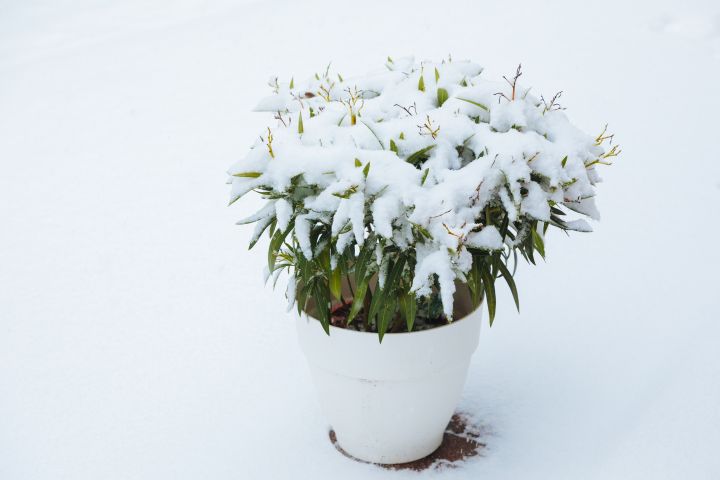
left=328, top=413, right=487, bottom=471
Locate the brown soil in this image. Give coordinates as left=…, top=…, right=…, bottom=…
left=330, top=302, right=448, bottom=333
left=328, top=413, right=487, bottom=471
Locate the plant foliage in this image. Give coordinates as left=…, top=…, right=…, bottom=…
left=229, top=57, right=619, bottom=341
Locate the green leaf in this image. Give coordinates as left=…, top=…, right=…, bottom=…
left=377, top=301, right=394, bottom=343
left=532, top=229, right=546, bottom=259
left=353, top=242, right=373, bottom=285
left=248, top=216, right=275, bottom=250
left=354, top=158, right=362, bottom=167
left=297, top=112, right=304, bottom=134
left=367, top=283, right=383, bottom=329
left=232, top=171, right=262, bottom=178
left=456, top=97, right=489, bottom=111
left=289, top=77, right=294, bottom=89
left=347, top=241, right=376, bottom=325
left=400, top=291, right=417, bottom=332
left=329, top=266, right=342, bottom=301
left=362, top=162, right=370, bottom=178
left=267, top=217, right=277, bottom=239
left=358, top=119, right=384, bottom=149
left=495, top=257, right=520, bottom=312
left=406, top=145, right=436, bottom=166
left=376, top=256, right=406, bottom=342
left=434, top=67, right=440, bottom=82
left=413, top=223, right=432, bottom=239
left=332, top=185, right=358, bottom=199
left=389, top=139, right=398, bottom=153
left=561, top=155, right=568, bottom=167
left=480, top=266, right=496, bottom=326
left=420, top=168, right=430, bottom=186
left=346, top=275, right=369, bottom=325
left=418, top=75, right=425, bottom=92
left=337, top=73, right=343, bottom=82
left=312, top=282, right=331, bottom=334
left=524, top=230, right=536, bottom=265
left=437, top=88, right=449, bottom=107
left=468, top=257, right=483, bottom=309
left=268, top=221, right=293, bottom=272
left=399, top=132, right=405, bottom=140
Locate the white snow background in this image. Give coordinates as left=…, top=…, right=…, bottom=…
left=1, top=0, right=719, bottom=478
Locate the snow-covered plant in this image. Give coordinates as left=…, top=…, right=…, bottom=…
left=229, top=57, right=619, bottom=341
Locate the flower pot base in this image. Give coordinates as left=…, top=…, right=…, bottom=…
left=328, top=413, right=486, bottom=471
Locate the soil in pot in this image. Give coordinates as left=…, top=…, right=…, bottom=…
left=329, top=299, right=448, bottom=333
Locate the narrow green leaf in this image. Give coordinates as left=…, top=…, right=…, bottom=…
left=481, top=267, right=496, bottom=326
left=434, top=67, right=440, bottom=82
left=248, top=216, right=274, bottom=250
left=297, top=112, right=304, bottom=134
left=370, top=256, right=406, bottom=339
left=353, top=242, right=372, bottom=285
left=532, top=229, right=546, bottom=259
left=289, top=77, right=294, bottom=89
left=377, top=301, right=394, bottom=343
left=495, top=257, right=520, bottom=312
left=561, top=155, right=568, bottom=167
left=318, top=247, right=331, bottom=271
left=362, top=162, right=370, bottom=178
left=524, top=231, right=536, bottom=265
left=468, top=257, right=483, bottom=309
left=420, top=168, right=430, bottom=186
left=329, top=266, right=342, bottom=301
left=406, top=145, right=436, bottom=166
left=268, top=221, right=293, bottom=272
left=354, top=158, right=362, bottom=167
left=347, top=241, right=375, bottom=325
left=456, top=97, right=489, bottom=111
left=437, top=88, right=449, bottom=107
left=399, top=132, right=405, bottom=140
left=358, top=119, right=385, bottom=149
left=313, top=282, right=331, bottom=334
left=232, top=171, right=262, bottom=178
left=367, top=283, right=383, bottom=328
left=414, top=223, right=432, bottom=239
left=346, top=275, right=369, bottom=325
left=418, top=75, right=425, bottom=92
left=295, top=285, right=306, bottom=316
left=389, top=139, right=398, bottom=153
left=401, top=292, right=417, bottom=332
left=332, top=185, right=358, bottom=199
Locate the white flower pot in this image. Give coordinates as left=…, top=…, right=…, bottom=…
left=296, top=295, right=482, bottom=464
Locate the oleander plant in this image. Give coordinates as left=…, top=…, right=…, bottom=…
left=228, top=56, right=620, bottom=341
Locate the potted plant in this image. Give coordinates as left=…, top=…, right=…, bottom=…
left=228, top=57, right=619, bottom=464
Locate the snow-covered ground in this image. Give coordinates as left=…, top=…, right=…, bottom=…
left=1, top=1, right=719, bottom=478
